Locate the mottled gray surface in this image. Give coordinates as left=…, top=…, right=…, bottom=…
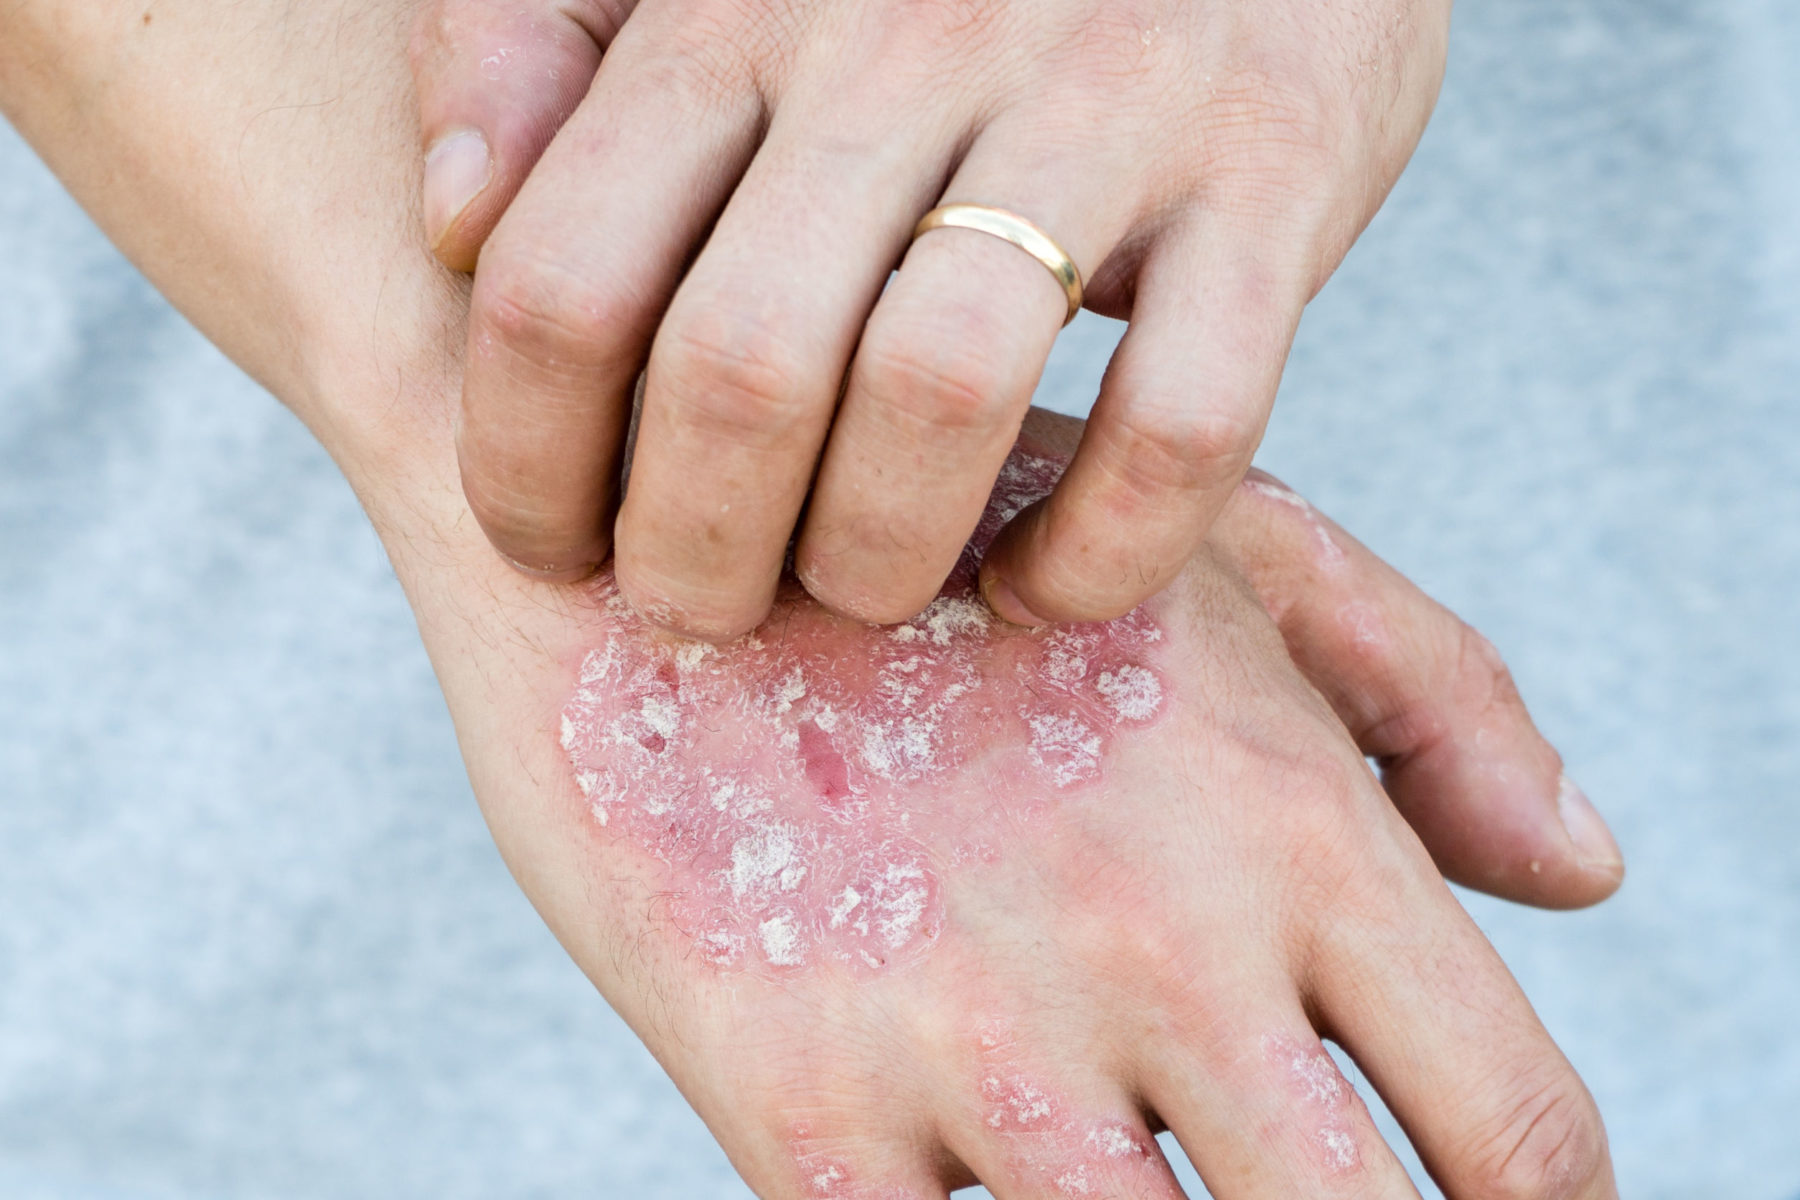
left=2, top=1, right=1795, bottom=1197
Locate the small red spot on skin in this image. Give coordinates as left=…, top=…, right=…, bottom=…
left=559, top=439, right=1170, bottom=975
left=798, top=719, right=853, bottom=808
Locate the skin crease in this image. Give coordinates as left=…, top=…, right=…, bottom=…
left=412, top=0, right=1454, bottom=641
left=0, top=2, right=1620, bottom=1197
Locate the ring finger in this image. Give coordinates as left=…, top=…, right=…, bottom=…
left=1311, top=856, right=1618, bottom=1197
left=794, top=118, right=1140, bottom=624
left=1138, top=994, right=1421, bottom=1198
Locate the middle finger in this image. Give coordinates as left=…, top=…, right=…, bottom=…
left=615, top=79, right=966, bottom=639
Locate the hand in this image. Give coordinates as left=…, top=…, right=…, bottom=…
left=533, top=416, right=1619, bottom=1198
left=2, top=7, right=1620, bottom=1193
left=411, top=0, right=1451, bottom=638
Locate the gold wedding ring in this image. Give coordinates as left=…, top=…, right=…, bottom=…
left=912, top=204, right=1084, bottom=326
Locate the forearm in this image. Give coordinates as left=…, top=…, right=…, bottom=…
left=0, top=0, right=453, bottom=483
left=3, top=0, right=652, bottom=995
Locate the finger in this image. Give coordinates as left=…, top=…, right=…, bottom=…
left=736, top=1117, right=951, bottom=1200
left=1138, top=999, right=1420, bottom=1199
left=977, top=215, right=1312, bottom=626
left=939, top=1076, right=1188, bottom=1200
left=794, top=125, right=1129, bottom=625
left=410, top=0, right=629, bottom=270
left=458, top=14, right=763, bottom=579
left=615, top=87, right=965, bottom=638
left=1314, top=875, right=1618, bottom=1200
left=1212, top=471, right=1624, bottom=909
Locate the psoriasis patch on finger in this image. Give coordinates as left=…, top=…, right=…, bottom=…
left=1263, top=1033, right=1366, bottom=1175
left=1241, top=474, right=1347, bottom=571
left=558, top=443, right=1168, bottom=974
left=965, top=1016, right=1178, bottom=1198
left=787, top=1124, right=937, bottom=1200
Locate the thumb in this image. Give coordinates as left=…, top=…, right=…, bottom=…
left=1214, top=470, right=1625, bottom=910
left=410, top=0, right=629, bottom=271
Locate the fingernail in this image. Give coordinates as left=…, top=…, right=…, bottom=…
left=423, top=129, right=492, bottom=252
left=1556, top=774, right=1624, bottom=873
left=980, top=571, right=1050, bottom=628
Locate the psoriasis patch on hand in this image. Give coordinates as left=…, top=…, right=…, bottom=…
left=1263, top=1033, right=1365, bottom=1175
left=963, top=1017, right=1176, bottom=1198
left=559, top=445, right=1167, bottom=973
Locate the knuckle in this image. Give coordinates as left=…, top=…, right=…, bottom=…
left=1454, top=623, right=1528, bottom=720
left=1060, top=4, right=1181, bottom=90
left=1463, top=1070, right=1609, bottom=1200
left=1201, top=64, right=1338, bottom=171
left=472, top=247, right=641, bottom=372
left=1283, top=764, right=1378, bottom=871
left=857, top=328, right=1016, bottom=438
left=657, top=310, right=813, bottom=442
left=1108, top=403, right=1260, bottom=499
left=1269, top=759, right=1403, bottom=930
left=462, top=479, right=603, bottom=572
left=626, top=6, right=762, bottom=111
left=873, top=0, right=1009, bottom=51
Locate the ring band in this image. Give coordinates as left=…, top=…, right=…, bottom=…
left=912, top=203, right=1084, bottom=326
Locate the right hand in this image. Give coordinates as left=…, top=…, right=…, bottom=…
left=409, top=0, right=1453, bottom=641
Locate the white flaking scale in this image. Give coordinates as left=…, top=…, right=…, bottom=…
left=964, top=1028, right=1173, bottom=1198
left=558, top=443, right=1169, bottom=973
left=1241, top=474, right=1347, bottom=569
left=758, top=914, right=805, bottom=967
left=982, top=1074, right=1059, bottom=1132
left=1096, top=665, right=1163, bottom=722
left=1264, top=1034, right=1364, bottom=1176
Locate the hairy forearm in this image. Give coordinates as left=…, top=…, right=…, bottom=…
left=2, top=0, right=659, bottom=992
left=0, top=0, right=454, bottom=481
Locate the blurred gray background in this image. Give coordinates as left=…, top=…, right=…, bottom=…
left=2, top=0, right=1795, bottom=1196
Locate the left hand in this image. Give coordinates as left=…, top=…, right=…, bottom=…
left=411, top=0, right=1451, bottom=638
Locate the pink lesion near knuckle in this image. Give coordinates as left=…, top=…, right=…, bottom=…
left=1238, top=472, right=1348, bottom=576
left=556, top=440, right=1171, bottom=976
left=962, top=1018, right=1179, bottom=1198
left=785, top=1124, right=935, bottom=1200
left=1261, top=1033, right=1368, bottom=1177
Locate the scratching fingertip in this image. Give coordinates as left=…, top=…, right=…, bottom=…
left=980, top=570, right=1050, bottom=628
left=423, top=128, right=493, bottom=266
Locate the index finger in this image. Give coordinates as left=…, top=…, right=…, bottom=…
left=455, top=19, right=763, bottom=579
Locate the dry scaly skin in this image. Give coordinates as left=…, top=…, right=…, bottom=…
left=559, top=444, right=1168, bottom=974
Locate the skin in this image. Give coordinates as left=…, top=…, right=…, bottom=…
left=1, top=0, right=1621, bottom=1195
left=409, top=0, right=1453, bottom=639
